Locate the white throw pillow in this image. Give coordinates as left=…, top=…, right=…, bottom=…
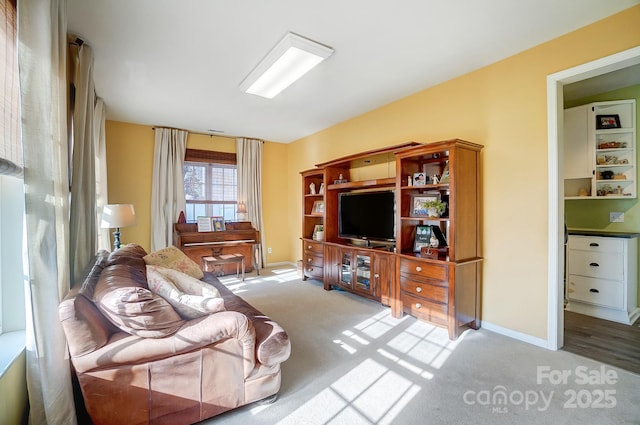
left=146, top=265, right=225, bottom=320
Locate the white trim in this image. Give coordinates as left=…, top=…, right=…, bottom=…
left=0, top=330, right=25, bottom=378
left=265, top=261, right=297, bottom=268
left=480, top=321, right=549, bottom=349
left=546, top=46, right=640, bottom=351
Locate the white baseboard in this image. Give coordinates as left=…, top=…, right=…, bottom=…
left=263, top=261, right=296, bottom=268
left=481, top=321, right=550, bottom=349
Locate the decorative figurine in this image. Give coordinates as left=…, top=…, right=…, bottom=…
left=407, top=175, right=413, bottom=186
left=309, top=182, right=316, bottom=194
left=319, top=182, right=325, bottom=195
left=432, top=174, right=440, bottom=184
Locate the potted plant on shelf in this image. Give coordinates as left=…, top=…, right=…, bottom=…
left=424, top=199, right=447, bottom=218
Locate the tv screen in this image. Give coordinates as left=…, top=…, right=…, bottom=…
left=338, top=190, right=395, bottom=242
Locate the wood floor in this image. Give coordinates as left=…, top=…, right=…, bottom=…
left=563, top=310, right=640, bottom=375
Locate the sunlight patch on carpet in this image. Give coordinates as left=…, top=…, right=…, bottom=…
left=276, top=359, right=420, bottom=425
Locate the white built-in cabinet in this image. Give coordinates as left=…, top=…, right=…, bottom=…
left=566, top=234, right=639, bottom=324
left=564, top=99, right=637, bottom=199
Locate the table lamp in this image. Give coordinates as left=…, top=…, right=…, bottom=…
left=101, top=204, right=136, bottom=250
left=236, top=202, right=248, bottom=221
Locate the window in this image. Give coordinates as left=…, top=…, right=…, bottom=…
left=183, top=149, right=237, bottom=222
left=0, top=0, right=23, bottom=335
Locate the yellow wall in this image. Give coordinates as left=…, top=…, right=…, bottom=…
left=105, top=123, right=291, bottom=263
left=287, top=6, right=640, bottom=339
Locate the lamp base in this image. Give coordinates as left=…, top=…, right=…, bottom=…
left=112, top=228, right=121, bottom=250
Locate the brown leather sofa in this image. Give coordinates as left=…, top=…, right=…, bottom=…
left=58, top=245, right=291, bottom=425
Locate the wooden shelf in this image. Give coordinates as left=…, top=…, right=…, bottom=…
left=327, top=177, right=396, bottom=191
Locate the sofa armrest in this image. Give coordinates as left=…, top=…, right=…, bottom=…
left=253, top=317, right=291, bottom=366
left=71, top=311, right=256, bottom=377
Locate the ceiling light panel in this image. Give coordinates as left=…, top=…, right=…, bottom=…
left=240, top=32, right=334, bottom=99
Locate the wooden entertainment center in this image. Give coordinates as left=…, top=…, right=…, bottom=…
left=301, top=139, right=483, bottom=339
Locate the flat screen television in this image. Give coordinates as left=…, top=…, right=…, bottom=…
left=338, top=190, right=395, bottom=242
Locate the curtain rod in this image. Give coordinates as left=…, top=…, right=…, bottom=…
left=151, top=126, right=264, bottom=142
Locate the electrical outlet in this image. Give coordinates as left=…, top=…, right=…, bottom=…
left=267, top=247, right=272, bottom=254
left=610, top=212, right=624, bottom=223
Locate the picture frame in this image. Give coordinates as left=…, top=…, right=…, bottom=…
left=413, top=225, right=432, bottom=252
left=211, top=216, right=226, bottom=231
left=595, top=114, right=621, bottom=129
left=409, top=194, right=439, bottom=217
left=412, top=172, right=427, bottom=186
left=439, top=162, right=450, bottom=184
left=311, top=200, right=325, bottom=214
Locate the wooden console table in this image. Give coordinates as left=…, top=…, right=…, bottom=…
left=174, top=221, right=260, bottom=276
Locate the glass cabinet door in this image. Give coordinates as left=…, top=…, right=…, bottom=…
left=340, top=251, right=352, bottom=288
left=354, top=253, right=372, bottom=293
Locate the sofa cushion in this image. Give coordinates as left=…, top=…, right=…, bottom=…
left=93, top=264, right=184, bottom=338
left=143, top=245, right=204, bottom=279
left=77, top=249, right=110, bottom=300
left=147, top=265, right=226, bottom=320
left=107, top=243, right=148, bottom=272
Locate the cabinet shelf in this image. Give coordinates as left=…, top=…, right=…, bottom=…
left=327, top=177, right=395, bottom=191
left=564, top=99, right=636, bottom=199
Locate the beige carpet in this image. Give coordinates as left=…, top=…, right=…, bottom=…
left=205, top=266, right=640, bottom=425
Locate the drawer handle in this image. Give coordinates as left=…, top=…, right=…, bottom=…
left=415, top=266, right=422, bottom=272
left=415, top=303, right=422, bottom=309
left=416, top=286, right=422, bottom=293
left=374, top=273, right=380, bottom=279
left=589, top=262, right=599, bottom=267
left=589, top=243, right=599, bottom=247
left=589, top=288, right=599, bottom=293
left=306, top=268, right=313, bottom=272
left=308, top=245, right=312, bottom=249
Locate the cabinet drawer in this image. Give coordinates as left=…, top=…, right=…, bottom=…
left=567, top=250, right=623, bottom=280
left=400, top=277, right=448, bottom=303
left=567, top=275, right=624, bottom=309
left=401, top=293, right=448, bottom=326
left=303, top=240, right=324, bottom=255
left=568, top=236, right=623, bottom=254
left=303, top=252, right=324, bottom=267
left=303, top=264, right=324, bottom=280
left=399, top=259, right=448, bottom=281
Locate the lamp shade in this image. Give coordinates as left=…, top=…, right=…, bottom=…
left=101, top=204, right=136, bottom=229
left=236, top=202, right=247, bottom=214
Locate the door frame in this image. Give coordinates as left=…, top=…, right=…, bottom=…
left=546, top=46, right=640, bottom=350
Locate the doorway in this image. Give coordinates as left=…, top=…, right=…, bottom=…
left=547, top=46, right=640, bottom=351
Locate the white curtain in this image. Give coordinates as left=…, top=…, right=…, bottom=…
left=69, top=40, right=98, bottom=284
left=151, top=128, right=188, bottom=251
left=18, top=0, right=77, bottom=423
left=236, top=138, right=265, bottom=269
left=94, top=98, right=110, bottom=251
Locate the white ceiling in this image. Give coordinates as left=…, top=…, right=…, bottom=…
left=67, top=0, right=640, bottom=143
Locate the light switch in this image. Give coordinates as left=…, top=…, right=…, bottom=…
left=610, top=212, right=624, bottom=223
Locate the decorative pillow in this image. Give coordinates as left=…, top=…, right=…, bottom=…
left=93, top=264, right=184, bottom=338
left=146, top=265, right=225, bottom=320
left=143, top=245, right=204, bottom=279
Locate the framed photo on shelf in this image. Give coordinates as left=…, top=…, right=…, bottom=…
left=311, top=200, right=325, bottom=214
left=409, top=194, right=440, bottom=217
left=595, top=114, right=621, bottom=129
left=439, top=162, right=450, bottom=184
left=413, top=225, right=432, bottom=252
left=412, top=172, right=427, bottom=186
left=211, top=216, right=226, bottom=231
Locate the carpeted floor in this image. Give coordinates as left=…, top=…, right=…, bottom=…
left=205, top=266, right=640, bottom=425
